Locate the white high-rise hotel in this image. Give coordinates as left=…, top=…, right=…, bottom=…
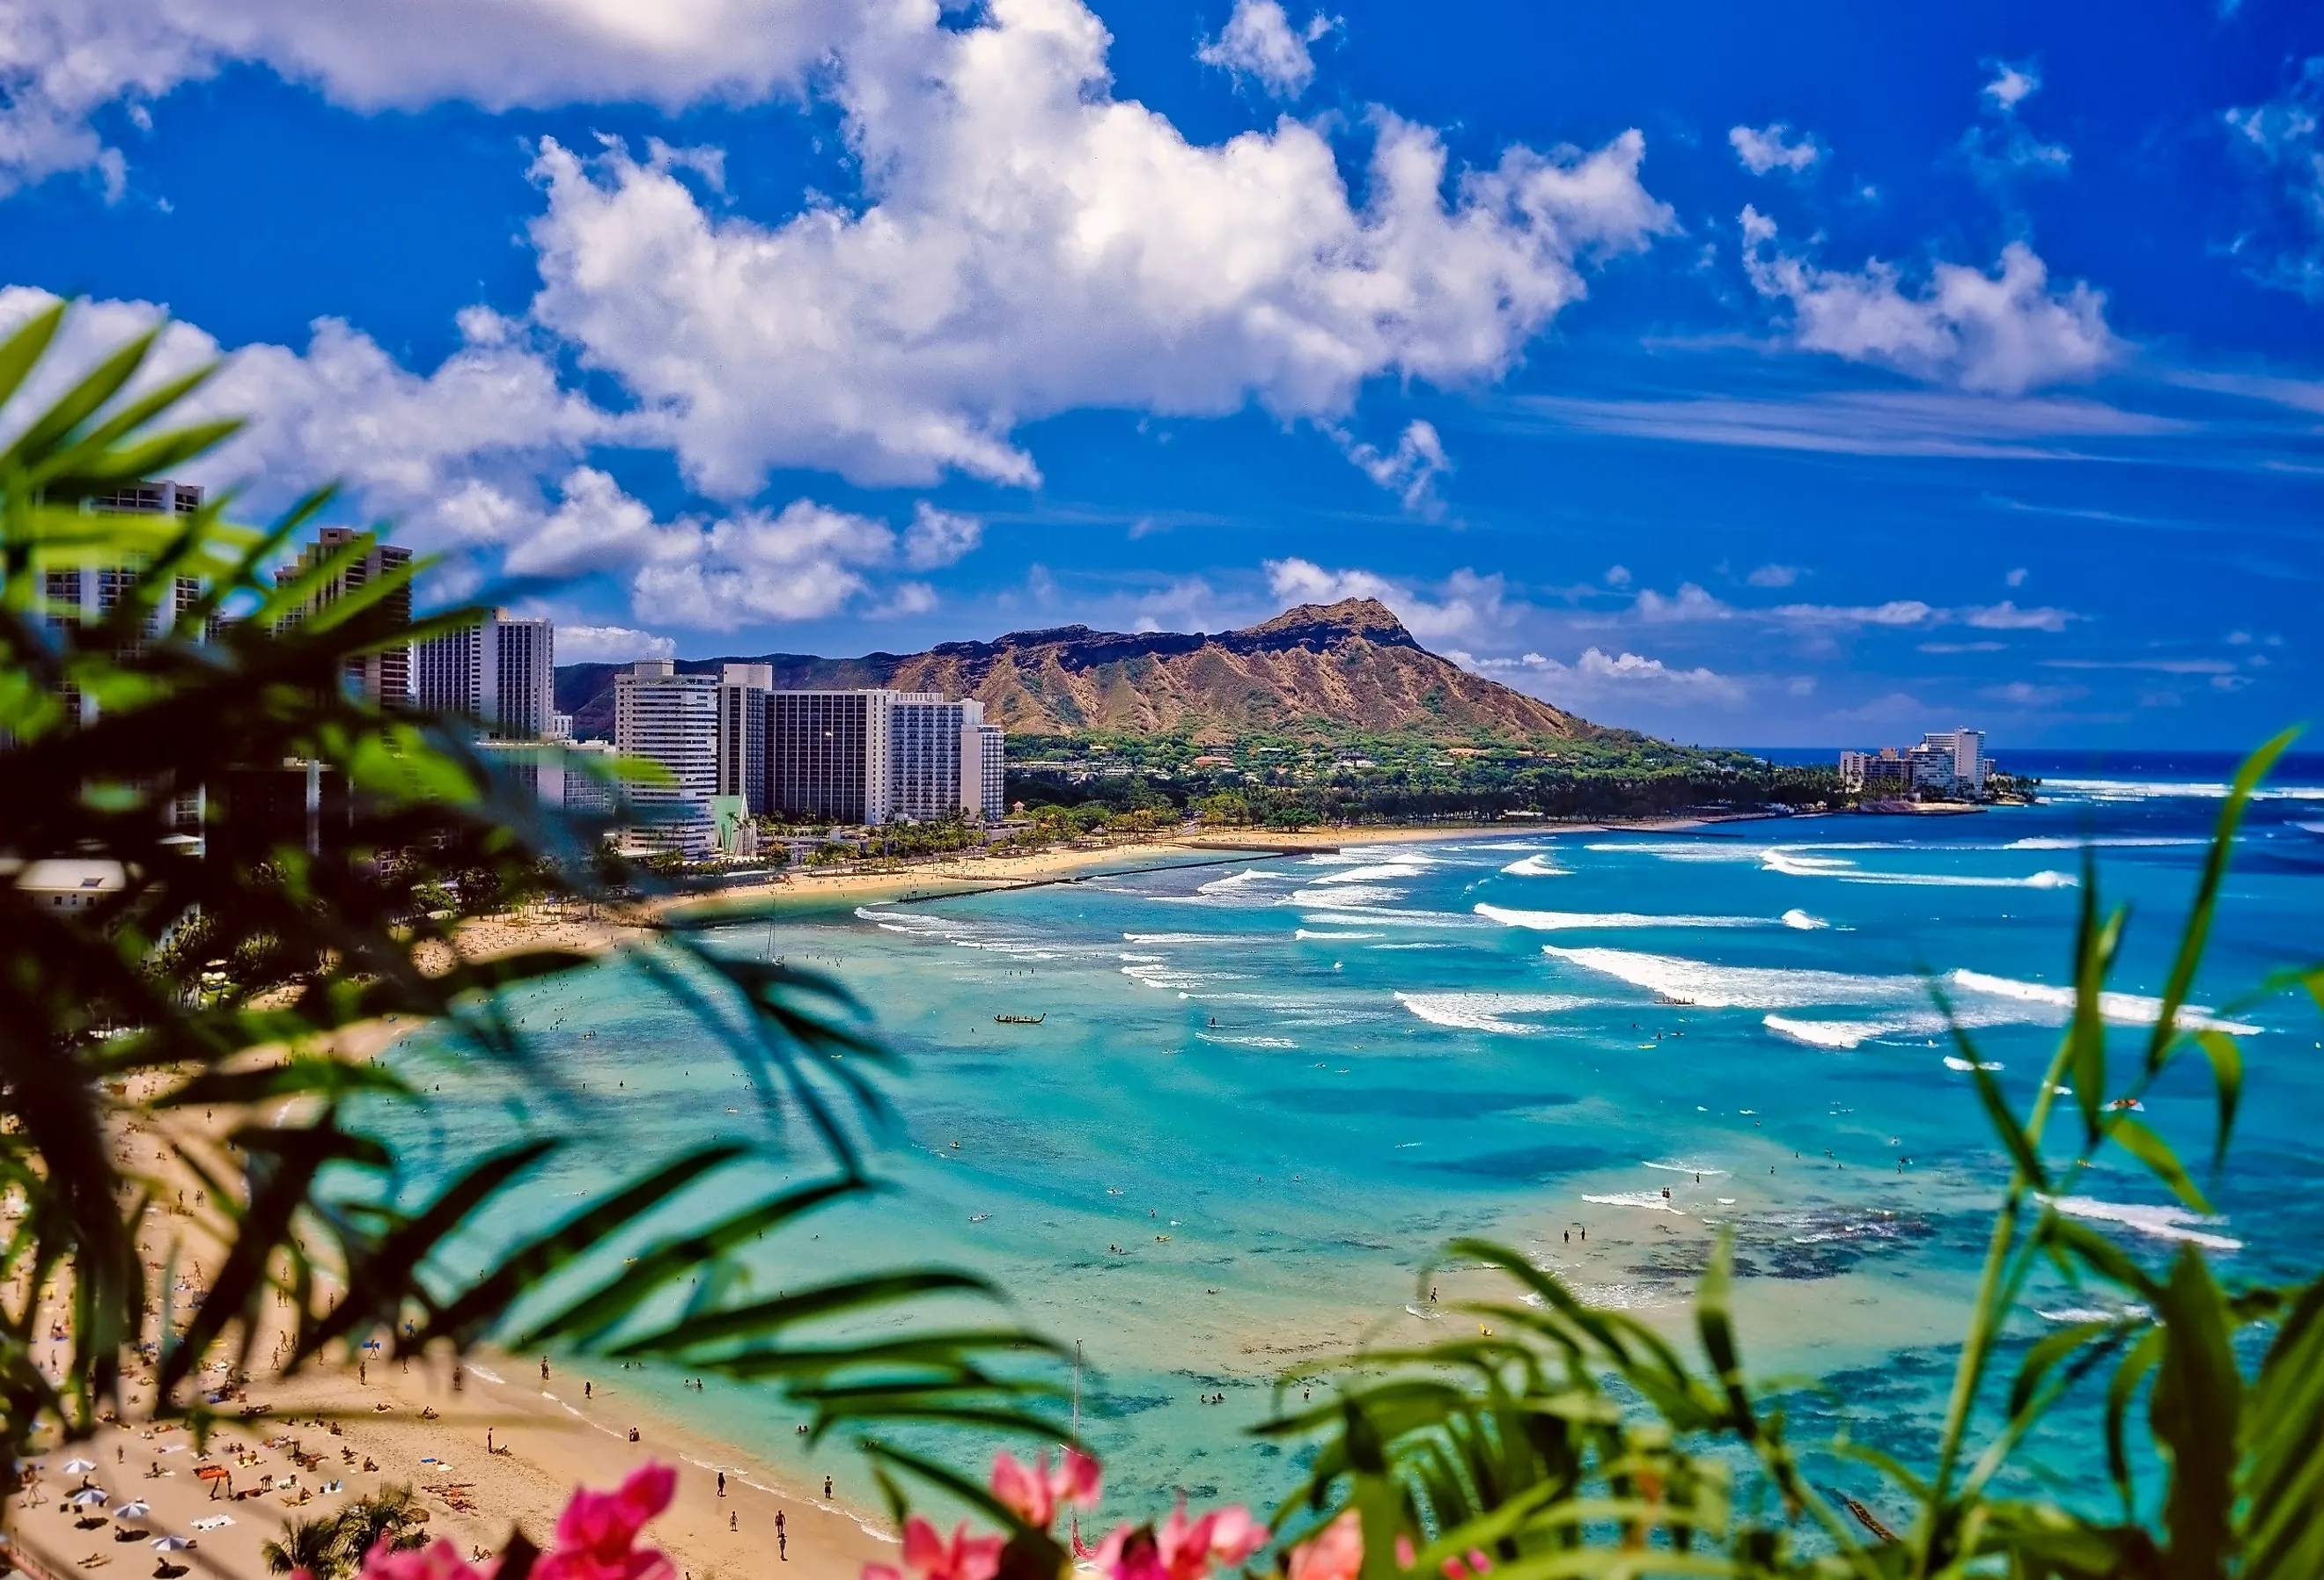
left=609, top=662, right=1006, bottom=848
left=412, top=610, right=555, bottom=739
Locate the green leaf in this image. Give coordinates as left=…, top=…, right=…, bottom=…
left=2245, top=1275, right=2324, bottom=1580
left=2146, top=1246, right=2239, bottom=1576
left=2142, top=727, right=2299, bottom=1080
left=0, top=299, right=64, bottom=411
left=2192, top=1030, right=2242, bottom=1176
left=2107, top=1116, right=2213, bottom=1216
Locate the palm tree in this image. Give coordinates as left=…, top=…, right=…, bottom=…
left=333, top=1484, right=426, bottom=1567
left=261, top=1515, right=347, bottom=1579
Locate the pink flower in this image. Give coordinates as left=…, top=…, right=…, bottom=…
left=536, top=1463, right=678, bottom=1580
left=1096, top=1499, right=1270, bottom=1580
left=1285, top=1512, right=1361, bottom=1580
left=1441, top=1550, right=1492, bottom=1580
left=863, top=1517, right=1004, bottom=1580
left=358, top=1539, right=491, bottom=1580
left=990, top=1447, right=1103, bottom=1530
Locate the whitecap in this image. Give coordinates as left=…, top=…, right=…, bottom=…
left=1781, top=909, right=1828, bottom=930
left=1500, top=853, right=1570, bottom=878
left=1294, top=929, right=1380, bottom=940
left=1547, top=945, right=1922, bottom=1009
left=1943, top=1055, right=2004, bottom=1072
left=1203, top=1034, right=1298, bottom=1048
left=1477, top=903, right=1769, bottom=931
left=1395, top=991, right=1592, bottom=1035
left=1301, top=908, right=1483, bottom=930
left=1643, top=1160, right=1728, bottom=1176
left=1842, top=868, right=2078, bottom=890
left=1309, top=863, right=1431, bottom=885
left=2041, top=1195, right=2241, bottom=1252
left=1286, top=884, right=1406, bottom=908
left=1764, top=1015, right=1889, bottom=1050
left=2040, top=777, right=2324, bottom=803
left=1582, top=1191, right=1686, bottom=1215
left=2005, top=836, right=2208, bottom=850
left=1947, top=969, right=2261, bottom=1034
left=1123, top=931, right=1239, bottom=944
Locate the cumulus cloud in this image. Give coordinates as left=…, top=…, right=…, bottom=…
left=1745, top=562, right=1800, bottom=587
left=1634, top=582, right=1731, bottom=622
left=1264, top=558, right=1510, bottom=643
left=2225, top=58, right=2324, bottom=300
left=1961, top=599, right=2072, bottom=632
left=1728, top=122, right=1822, bottom=176
left=1488, top=646, right=1745, bottom=708
left=555, top=624, right=677, bottom=663
left=633, top=499, right=901, bottom=629
left=1982, top=61, right=2041, bottom=113
left=0, top=284, right=614, bottom=547
left=526, top=0, right=1673, bottom=495
left=1618, top=576, right=2075, bottom=635
left=901, top=503, right=983, bottom=570
left=1339, top=419, right=1450, bottom=513
left=1196, top=0, right=1335, bottom=98
left=1739, top=206, right=2118, bottom=394
left=0, top=0, right=864, bottom=195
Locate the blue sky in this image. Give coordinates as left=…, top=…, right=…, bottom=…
left=3, top=0, right=2320, bottom=747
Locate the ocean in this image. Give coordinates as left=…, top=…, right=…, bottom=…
left=390, top=753, right=2324, bottom=1525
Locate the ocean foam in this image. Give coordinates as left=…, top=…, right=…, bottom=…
left=1643, top=1160, right=1728, bottom=1176
left=1581, top=1191, right=1687, bottom=1215
left=1947, top=969, right=2261, bottom=1034
left=2005, top=836, right=2208, bottom=850
left=2041, top=777, right=2324, bottom=803
left=1294, top=929, right=1381, bottom=940
left=1394, top=991, right=1592, bottom=1034
left=1943, top=1055, right=2004, bottom=1071
left=1544, top=945, right=1922, bottom=1009
left=1781, top=909, right=1829, bottom=930
left=1500, top=853, right=1570, bottom=878
left=1309, top=863, right=1432, bottom=885
left=1122, top=931, right=1240, bottom=944
left=1300, top=908, right=1483, bottom=930
left=2041, top=1195, right=2242, bottom=1252
left=1764, top=1015, right=1888, bottom=1049
left=1476, top=903, right=1769, bottom=931
left=1841, top=868, right=2078, bottom=890
left=1286, top=884, right=1406, bottom=908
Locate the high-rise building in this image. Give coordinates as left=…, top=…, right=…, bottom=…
left=413, top=610, right=555, bottom=739
left=716, top=664, right=773, bottom=813
left=766, top=690, right=894, bottom=825
left=976, top=724, right=1006, bottom=823
left=614, top=659, right=718, bottom=855
left=1920, top=728, right=1989, bottom=793
left=275, top=526, right=413, bottom=707
left=764, top=688, right=1003, bottom=826
left=34, top=481, right=208, bottom=825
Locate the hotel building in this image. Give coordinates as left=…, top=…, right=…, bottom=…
left=413, top=610, right=555, bottom=739
left=613, top=659, right=720, bottom=855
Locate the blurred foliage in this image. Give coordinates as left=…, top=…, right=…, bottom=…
left=0, top=305, right=1063, bottom=1520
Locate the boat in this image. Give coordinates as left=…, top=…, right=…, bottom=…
left=995, top=1013, right=1046, bottom=1025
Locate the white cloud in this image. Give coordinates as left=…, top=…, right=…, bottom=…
left=1339, top=419, right=1450, bottom=513
left=632, top=498, right=900, bottom=629
left=1727, top=122, right=1822, bottom=176
left=1962, top=599, right=2072, bottom=632
left=1982, top=680, right=2082, bottom=708
left=0, top=284, right=614, bottom=549
left=1519, top=647, right=1746, bottom=708
left=1196, top=0, right=1335, bottom=99
left=1739, top=206, right=2117, bottom=394
left=2225, top=59, right=2324, bottom=300
left=901, top=503, right=983, bottom=570
left=1982, top=61, right=2041, bottom=113
left=2004, top=565, right=2028, bottom=586
left=1263, top=557, right=1509, bottom=643
left=1769, top=599, right=1935, bottom=628
left=1960, top=62, right=2069, bottom=187
left=503, top=467, right=676, bottom=577
left=555, top=624, right=677, bottom=663
left=1634, top=582, right=1731, bottom=621
left=526, top=0, right=1673, bottom=496
left=0, top=0, right=864, bottom=195
left=1745, top=562, right=1800, bottom=587
left=1603, top=564, right=1631, bottom=588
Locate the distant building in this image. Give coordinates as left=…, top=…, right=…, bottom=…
left=614, top=659, right=718, bottom=856
left=1842, top=730, right=1990, bottom=798
left=11, top=857, right=128, bottom=913
left=717, top=664, right=773, bottom=814
left=275, top=526, right=414, bottom=707
left=766, top=689, right=894, bottom=825
left=561, top=739, right=620, bottom=815
left=413, top=610, right=555, bottom=739
left=764, top=689, right=1004, bottom=826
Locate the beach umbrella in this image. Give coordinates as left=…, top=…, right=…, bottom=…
left=70, top=1488, right=108, bottom=1506
left=114, top=1503, right=151, bottom=1520
left=150, top=1537, right=191, bottom=1551
left=63, top=1459, right=97, bottom=1473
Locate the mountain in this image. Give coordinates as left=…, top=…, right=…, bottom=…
left=554, top=599, right=1606, bottom=746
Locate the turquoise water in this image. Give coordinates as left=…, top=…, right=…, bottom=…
left=394, top=764, right=2324, bottom=1522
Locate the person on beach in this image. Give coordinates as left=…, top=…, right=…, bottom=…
left=822, top=1476, right=831, bottom=1500
left=717, top=1472, right=725, bottom=1497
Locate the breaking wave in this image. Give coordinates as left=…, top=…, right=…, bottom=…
left=1477, top=903, right=1769, bottom=931
left=1394, top=991, right=1592, bottom=1034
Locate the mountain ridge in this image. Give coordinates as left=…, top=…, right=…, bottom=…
left=555, top=599, right=1610, bottom=746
